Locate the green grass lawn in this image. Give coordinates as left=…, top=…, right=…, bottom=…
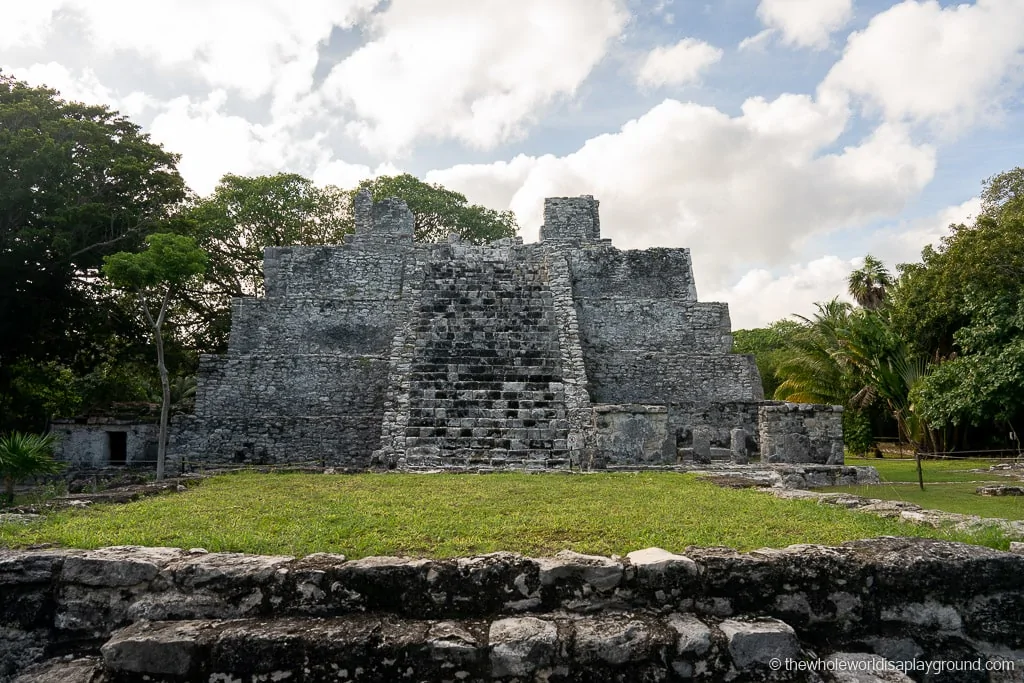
left=0, top=472, right=1009, bottom=557
left=831, top=456, right=1024, bottom=520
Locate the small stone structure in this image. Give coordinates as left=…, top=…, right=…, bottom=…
left=51, top=416, right=158, bottom=468
left=2, top=539, right=1022, bottom=681
left=165, top=194, right=841, bottom=471
left=759, top=403, right=844, bottom=465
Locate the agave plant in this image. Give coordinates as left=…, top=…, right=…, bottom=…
left=0, top=432, right=64, bottom=507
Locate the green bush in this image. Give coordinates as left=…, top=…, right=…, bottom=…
left=0, top=431, right=64, bottom=507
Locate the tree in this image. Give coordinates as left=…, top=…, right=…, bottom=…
left=104, top=234, right=207, bottom=480
left=354, top=174, right=518, bottom=244
left=180, top=173, right=352, bottom=352
left=0, top=431, right=62, bottom=507
left=847, top=255, right=893, bottom=310
left=912, top=291, right=1024, bottom=453
left=732, top=319, right=802, bottom=399
left=0, top=71, right=186, bottom=430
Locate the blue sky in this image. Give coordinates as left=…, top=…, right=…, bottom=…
left=3, top=0, right=1023, bottom=327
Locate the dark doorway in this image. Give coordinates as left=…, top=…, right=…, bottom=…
left=108, top=432, right=127, bottom=466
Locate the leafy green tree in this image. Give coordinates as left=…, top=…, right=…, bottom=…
left=0, top=432, right=62, bottom=507
left=104, top=234, right=207, bottom=480
left=732, top=319, right=802, bottom=399
left=354, top=174, right=518, bottom=244
left=847, top=255, right=892, bottom=310
left=179, top=173, right=352, bottom=352
left=912, top=292, right=1024, bottom=453
left=0, top=71, right=186, bottom=430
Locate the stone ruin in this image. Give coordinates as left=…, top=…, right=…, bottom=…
left=4, top=539, right=1023, bottom=681
left=168, top=193, right=841, bottom=471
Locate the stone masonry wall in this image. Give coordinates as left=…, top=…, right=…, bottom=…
left=169, top=193, right=767, bottom=472
left=759, top=403, right=845, bottom=465
left=3, top=539, right=1023, bottom=681
left=168, top=195, right=418, bottom=469
left=592, top=404, right=673, bottom=466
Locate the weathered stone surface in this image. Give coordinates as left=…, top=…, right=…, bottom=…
left=160, top=193, right=771, bottom=473
left=760, top=403, right=844, bottom=465
left=489, top=616, right=558, bottom=676
left=720, top=617, right=801, bottom=669
left=667, top=613, right=713, bottom=656
left=977, top=485, right=1024, bottom=497
left=731, top=427, right=750, bottom=465
left=61, top=546, right=182, bottom=587
left=101, top=620, right=204, bottom=676
left=11, top=657, right=102, bottom=683
left=824, top=653, right=914, bottom=682
left=3, top=540, right=1024, bottom=680
left=537, top=550, right=623, bottom=592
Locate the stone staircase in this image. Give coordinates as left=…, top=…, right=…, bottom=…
left=399, top=254, right=572, bottom=469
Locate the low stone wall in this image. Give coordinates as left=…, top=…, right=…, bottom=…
left=592, top=404, right=673, bottom=466
left=759, top=403, right=844, bottom=465
left=3, top=539, right=1023, bottom=681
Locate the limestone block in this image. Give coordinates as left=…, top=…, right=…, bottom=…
left=667, top=613, right=712, bottom=656
left=536, top=550, right=623, bottom=592
left=730, top=427, right=749, bottom=464
left=488, top=616, right=558, bottom=677
left=692, top=428, right=712, bottom=464
left=720, top=617, right=800, bottom=669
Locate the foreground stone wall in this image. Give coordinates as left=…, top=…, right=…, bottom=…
left=760, top=403, right=845, bottom=465
left=3, top=539, right=1022, bottom=682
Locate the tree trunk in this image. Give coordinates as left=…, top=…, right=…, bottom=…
left=141, top=289, right=173, bottom=482
left=3, top=475, right=14, bottom=508
left=155, top=324, right=170, bottom=482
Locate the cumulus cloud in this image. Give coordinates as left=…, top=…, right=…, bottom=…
left=865, top=196, right=982, bottom=268
left=6, top=62, right=156, bottom=117
left=147, top=91, right=328, bottom=195
left=429, top=94, right=934, bottom=294
left=312, top=160, right=402, bottom=189
left=744, top=0, right=853, bottom=50
left=319, top=0, right=629, bottom=154
left=0, top=2, right=63, bottom=49
left=708, top=256, right=856, bottom=329
left=1, top=0, right=381, bottom=114
left=821, top=0, right=1024, bottom=134
left=636, top=38, right=723, bottom=88
left=710, top=196, right=982, bottom=328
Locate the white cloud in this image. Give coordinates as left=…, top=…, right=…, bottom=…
left=636, top=38, right=723, bottom=88
left=709, top=256, right=856, bottom=329
left=320, top=0, right=630, bottom=155
left=6, top=62, right=155, bottom=117
left=866, top=196, right=982, bottom=268
left=428, top=94, right=934, bottom=296
left=312, top=160, right=402, bottom=189
left=738, top=29, right=775, bottom=52
left=750, top=0, right=853, bottom=50
left=821, top=0, right=1024, bottom=134
left=1, top=0, right=382, bottom=113
left=0, top=2, right=63, bottom=49
left=715, top=196, right=982, bottom=328
left=147, top=91, right=325, bottom=195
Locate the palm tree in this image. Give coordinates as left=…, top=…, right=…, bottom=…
left=0, top=432, right=64, bottom=507
left=773, top=299, right=855, bottom=405
left=847, top=255, right=893, bottom=310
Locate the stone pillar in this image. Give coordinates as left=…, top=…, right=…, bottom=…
left=730, top=428, right=749, bottom=465
left=539, top=196, right=601, bottom=241
left=692, top=427, right=711, bottom=465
